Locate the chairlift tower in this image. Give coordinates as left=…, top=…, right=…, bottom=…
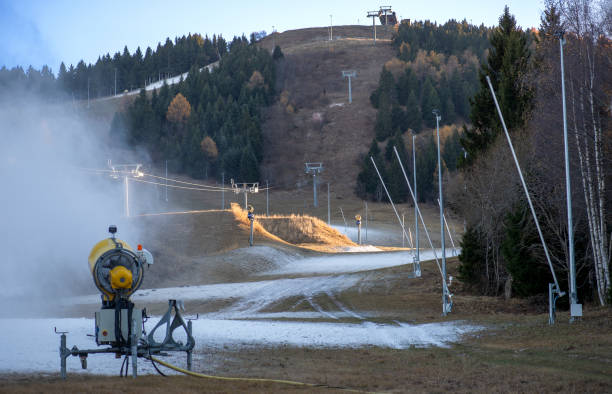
left=231, top=179, right=259, bottom=209
left=108, top=160, right=144, bottom=217
left=367, top=11, right=378, bottom=45
left=342, top=70, right=357, bottom=103
left=305, top=162, right=323, bottom=208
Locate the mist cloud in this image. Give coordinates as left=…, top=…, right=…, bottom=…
left=0, top=92, right=145, bottom=306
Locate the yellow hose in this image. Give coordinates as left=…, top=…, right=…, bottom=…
left=148, top=356, right=366, bottom=392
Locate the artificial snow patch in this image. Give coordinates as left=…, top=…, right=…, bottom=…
left=0, top=317, right=481, bottom=375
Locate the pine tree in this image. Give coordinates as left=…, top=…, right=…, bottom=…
left=501, top=204, right=549, bottom=296
left=461, top=6, right=534, bottom=164
left=421, top=78, right=440, bottom=128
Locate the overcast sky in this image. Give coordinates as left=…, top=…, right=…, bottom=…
left=0, top=0, right=545, bottom=73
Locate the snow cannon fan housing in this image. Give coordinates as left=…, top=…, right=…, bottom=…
left=88, top=226, right=153, bottom=305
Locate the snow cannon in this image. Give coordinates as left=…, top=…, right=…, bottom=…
left=88, top=225, right=153, bottom=305
left=57, top=225, right=194, bottom=379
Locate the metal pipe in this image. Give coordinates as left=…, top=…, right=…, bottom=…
left=434, top=110, right=448, bottom=316
left=413, top=134, right=419, bottom=262
left=131, top=317, right=137, bottom=378
left=327, top=183, right=331, bottom=225
left=558, top=33, right=578, bottom=312
left=369, top=157, right=414, bottom=253
left=393, top=147, right=446, bottom=285
left=485, top=75, right=562, bottom=292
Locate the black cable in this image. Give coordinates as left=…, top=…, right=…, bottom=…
left=119, top=354, right=127, bottom=376
left=149, top=355, right=167, bottom=377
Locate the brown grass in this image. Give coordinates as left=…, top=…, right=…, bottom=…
left=230, top=203, right=356, bottom=249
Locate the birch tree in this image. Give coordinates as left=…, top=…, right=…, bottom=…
left=557, top=0, right=611, bottom=304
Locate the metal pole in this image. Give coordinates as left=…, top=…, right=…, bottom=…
left=340, top=207, right=347, bottom=233
left=413, top=134, right=419, bottom=262
left=371, top=17, right=376, bottom=45
left=348, top=76, right=352, bottom=103
left=434, top=111, right=448, bottom=316
left=131, top=317, right=137, bottom=377
left=124, top=176, right=130, bottom=217
left=330, top=15, right=333, bottom=41
left=402, top=213, right=405, bottom=247
left=222, top=172, right=225, bottom=209
left=393, top=146, right=446, bottom=282
left=365, top=201, right=368, bottom=241
left=244, top=190, right=248, bottom=210
left=87, top=78, right=90, bottom=108
left=60, top=333, right=67, bottom=379
left=266, top=179, right=269, bottom=216
left=249, top=217, right=254, bottom=246
left=313, top=173, right=318, bottom=207
left=486, top=76, right=563, bottom=293
left=114, top=68, right=117, bottom=96
left=357, top=220, right=362, bottom=245
left=327, top=182, right=330, bottom=225
left=369, top=157, right=412, bottom=246
left=187, top=320, right=193, bottom=370
left=558, top=32, right=578, bottom=316
left=165, top=160, right=168, bottom=202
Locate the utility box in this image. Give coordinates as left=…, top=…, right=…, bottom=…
left=95, top=308, right=142, bottom=345
left=570, top=303, right=583, bottom=317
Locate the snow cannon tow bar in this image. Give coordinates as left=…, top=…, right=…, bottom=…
left=57, top=226, right=195, bottom=378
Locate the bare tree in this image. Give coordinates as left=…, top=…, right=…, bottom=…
left=556, top=0, right=611, bottom=304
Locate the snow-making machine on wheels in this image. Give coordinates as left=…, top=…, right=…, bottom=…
left=57, top=225, right=195, bottom=378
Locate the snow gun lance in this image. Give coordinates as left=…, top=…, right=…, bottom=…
left=56, top=225, right=195, bottom=378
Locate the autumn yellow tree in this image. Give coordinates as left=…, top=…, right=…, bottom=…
left=200, top=136, right=218, bottom=162
left=166, top=93, right=191, bottom=124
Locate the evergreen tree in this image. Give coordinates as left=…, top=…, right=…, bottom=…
left=501, top=204, right=550, bottom=296
left=421, top=78, right=441, bottom=128
left=458, top=225, right=486, bottom=289
left=356, top=139, right=385, bottom=201
left=461, top=6, right=534, bottom=164
left=374, top=95, right=394, bottom=141
left=405, top=91, right=422, bottom=132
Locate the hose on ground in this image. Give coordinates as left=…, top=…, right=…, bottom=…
left=147, top=355, right=367, bottom=393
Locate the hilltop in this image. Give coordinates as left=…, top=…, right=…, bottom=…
left=258, top=25, right=396, bottom=195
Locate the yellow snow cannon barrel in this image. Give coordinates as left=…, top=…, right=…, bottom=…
left=88, top=226, right=146, bottom=301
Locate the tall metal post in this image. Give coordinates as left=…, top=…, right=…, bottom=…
left=87, top=78, right=90, bottom=108
left=434, top=109, right=448, bottom=316
left=313, top=172, right=318, bottom=208
left=187, top=320, right=193, bottom=370
left=342, top=71, right=356, bottom=103
left=365, top=201, right=368, bottom=241
left=165, top=160, right=168, bottom=202
left=266, top=179, right=269, bottom=216
left=402, top=213, right=405, bottom=247
left=413, top=134, right=419, bottom=262
left=367, top=11, right=378, bottom=45
left=60, top=333, right=67, bottom=379
left=221, top=172, right=225, bottom=209
left=131, top=317, right=137, bottom=377
left=327, top=182, right=331, bottom=225
left=356, top=215, right=362, bottom=245
left=557, top=31, right=579, bottom=318
left=330, top=15, right=333, bottom=41
left=124, top=176, right=130, bottom=217
left=114, top=68, right=117, bottom=96
left=486, top=75, right=564, bottom=303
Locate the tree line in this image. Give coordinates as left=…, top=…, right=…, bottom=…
left=0, top=33, right=227, bottom=100
left=113, top=36, right=278, bottom=183
left=452, top=2, right=611, bottom=305
left=356, top=19, right=489, bottom=203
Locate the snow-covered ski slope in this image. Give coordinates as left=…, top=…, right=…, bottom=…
left=97, top=61, right=219, bottom=101
left=1, top=246, right=475, bottom=375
